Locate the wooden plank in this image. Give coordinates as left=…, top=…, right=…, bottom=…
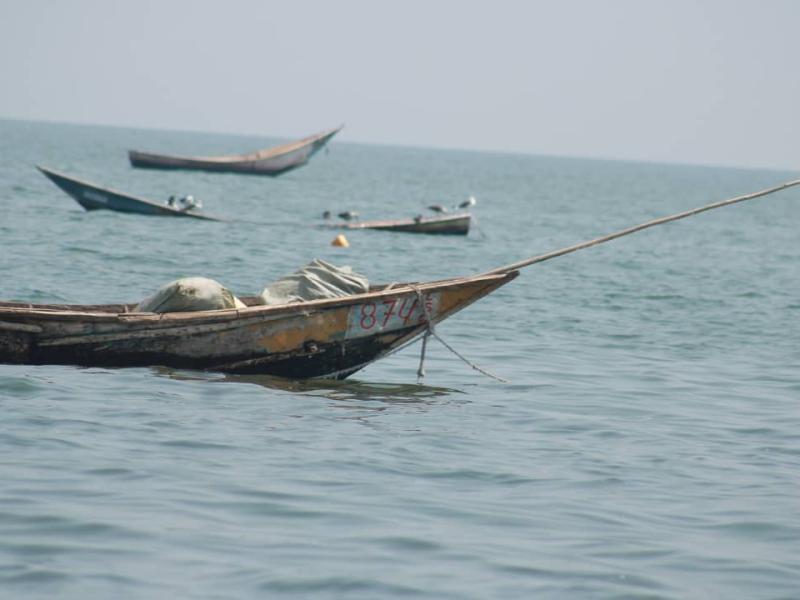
left=0, top=320, right=42, bottom=333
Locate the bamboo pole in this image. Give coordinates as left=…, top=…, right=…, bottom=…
left=484, top=178, right=800, bottom=276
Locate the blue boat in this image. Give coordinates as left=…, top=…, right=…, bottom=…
left=37, top=166, right=222, bottom=221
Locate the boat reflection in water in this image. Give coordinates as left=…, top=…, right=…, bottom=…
left=153, top=367, right=460, bottom=407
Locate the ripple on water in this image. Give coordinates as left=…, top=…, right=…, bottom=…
left=2, top=122, right=800, bottom=599
left=0, top=376, right=47, bottom=396
left=1, top=567, right=71, bottom=585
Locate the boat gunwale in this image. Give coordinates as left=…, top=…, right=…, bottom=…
left=0, top=272, right=518, bottom=325
left=32, top=274, right=516, bottom=348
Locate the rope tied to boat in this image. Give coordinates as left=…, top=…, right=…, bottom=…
left=411, top=286, right=508, bottom=384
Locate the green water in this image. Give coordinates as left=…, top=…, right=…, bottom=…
left=1, top=119, right=799, bottom=599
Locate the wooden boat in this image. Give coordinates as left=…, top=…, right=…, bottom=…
left=2, top=177, right=798, bottom=380
left=128, top=126, right=342, bottom=175
left=0, top=273, right=517, bottom=380
left=38, top=166, right=221, bottom=221
left=328, top=213, right=471, bottom=235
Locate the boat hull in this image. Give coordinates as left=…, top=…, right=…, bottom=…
left=0, top=272, right=516, bottom=379
left=330, top=214, right=471, bottom=235
left=129, top=127, right=341, bottom=176
left=38, top=166, right=220, bottom=221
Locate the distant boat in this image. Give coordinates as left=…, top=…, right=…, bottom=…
left=128, top=126, right=342, bottom=175
left=37, top=166, right=221, bottom=221
left=328, top=213, right=471, bottom=235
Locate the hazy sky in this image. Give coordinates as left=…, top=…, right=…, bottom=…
left=1, top=0, right=798, bottom=170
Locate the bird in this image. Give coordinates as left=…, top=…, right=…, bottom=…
left=338, top=211, right=359, bottom=221
left=456, top=196, right=476, bottom=210
left=427, top=204, right=448, bottom=213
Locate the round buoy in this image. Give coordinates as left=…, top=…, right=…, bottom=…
left=331, top=234, right=349, bottom=247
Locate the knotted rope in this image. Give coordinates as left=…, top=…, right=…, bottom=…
left=411, top=286, right=508, bottom=383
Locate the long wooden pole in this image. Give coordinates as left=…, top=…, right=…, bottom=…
left=484, top=178, right=800, bottom=276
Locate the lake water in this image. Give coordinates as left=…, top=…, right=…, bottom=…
left=1, top=119, right=799, bottom=599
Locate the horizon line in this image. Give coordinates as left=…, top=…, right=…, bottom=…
left=1, top=114, right=794, bottom=176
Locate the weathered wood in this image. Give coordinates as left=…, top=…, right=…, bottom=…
left=0, top=321, right=42, bottom=333
left=0, top=273, right=518, bottom=379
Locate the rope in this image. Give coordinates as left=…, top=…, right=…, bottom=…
left=411, top=286, right=508, bottom=383
left=416, top=330, right=430, bottom=382
left=408, top=179, right=800, bottom=382
left=470, top=215, right=487, bottom=239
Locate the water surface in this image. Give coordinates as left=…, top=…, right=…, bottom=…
left=1, top=119, right=799, bottom=599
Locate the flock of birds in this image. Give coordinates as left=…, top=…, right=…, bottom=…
left=322, top=196, right=476, bottom=222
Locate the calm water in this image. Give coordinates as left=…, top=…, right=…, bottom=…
left=1, top=119, right=799, bottom=599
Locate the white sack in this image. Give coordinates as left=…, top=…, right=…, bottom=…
left=135, top=277, right=246, bottom=313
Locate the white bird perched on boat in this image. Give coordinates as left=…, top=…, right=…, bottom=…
left=456, top=196, right=476, bottom=210
left=178, top=195, right=201, bottom=211
left=427, top=204, right=448, bottom=213
left=338, top=211, right=359, bottom=221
